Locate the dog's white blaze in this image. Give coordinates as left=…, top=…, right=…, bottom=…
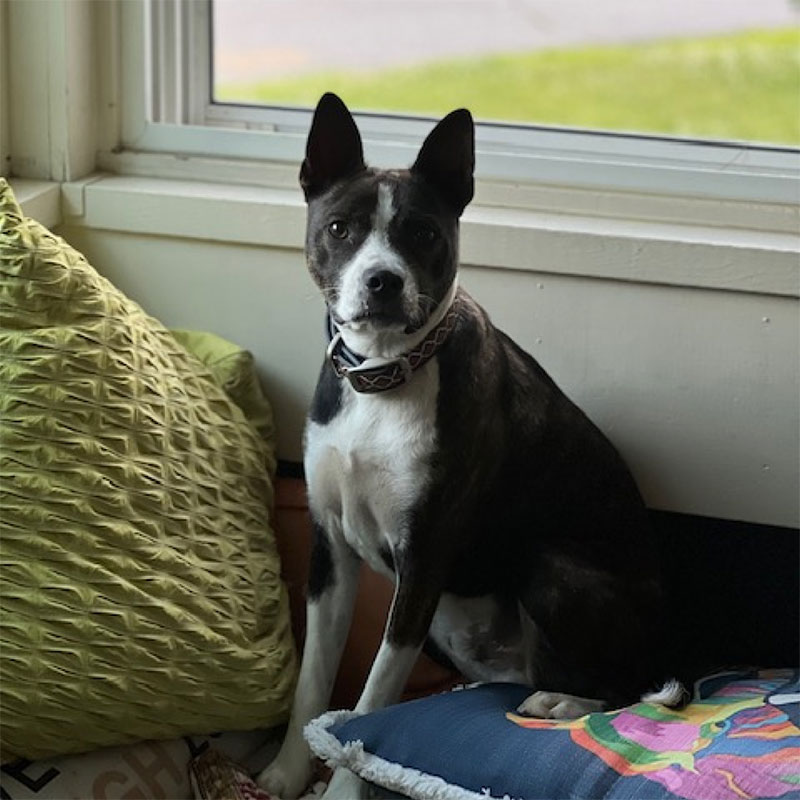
left=333, top=183, right=422, bottom=359
left=375, top=181, right=395, bottom=232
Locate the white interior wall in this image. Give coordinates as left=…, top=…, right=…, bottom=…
left=57, top=224, right=800, bottom=529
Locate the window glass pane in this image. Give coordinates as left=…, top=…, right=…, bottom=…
left=212, top=0, right=800, bottom=145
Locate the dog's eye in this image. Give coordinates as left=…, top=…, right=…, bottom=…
left=328, top=220, right=349, bottom=240
left=411, top=222, right=438, bottom=246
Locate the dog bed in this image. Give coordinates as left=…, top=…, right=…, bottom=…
left=306, top=669, right=800, bottom=800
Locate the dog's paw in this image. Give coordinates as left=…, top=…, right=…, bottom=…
left=257, top=752, right=313, bottom=800
left=322, top=768, right=368, bottom=800
left=517, top=690, right=605, bottom=720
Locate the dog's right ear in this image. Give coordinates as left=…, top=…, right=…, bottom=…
left=411, top=108, right=474, bottom=215
left=300, top=93, right=366, bottom=200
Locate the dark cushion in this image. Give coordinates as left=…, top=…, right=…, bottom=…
left=306, top=670, right=800, bottom=800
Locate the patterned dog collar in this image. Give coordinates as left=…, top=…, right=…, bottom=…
left=325, top=299, right=460, bottom=394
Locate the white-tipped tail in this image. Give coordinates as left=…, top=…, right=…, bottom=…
left=641, top=678, right=687, bottom=707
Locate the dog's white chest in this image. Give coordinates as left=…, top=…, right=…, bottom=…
left=305, top=363, right=439, bottom=574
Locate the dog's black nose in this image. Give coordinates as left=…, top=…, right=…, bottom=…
left=365, top=269, right=404, bottom=298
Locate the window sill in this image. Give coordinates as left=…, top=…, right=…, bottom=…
left=9, top=179, right=61, bottom=229
left=62, top=172, right=799, bottom=298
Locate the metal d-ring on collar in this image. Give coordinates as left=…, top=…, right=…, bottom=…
left=325, top=297, right=460, bottom=395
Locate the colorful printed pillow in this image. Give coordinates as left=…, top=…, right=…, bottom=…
left=0, top=178, right=297, bottom=761
left=306, top=670, right=800, bottom=800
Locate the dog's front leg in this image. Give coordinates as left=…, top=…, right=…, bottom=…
left=259, top=521, right=360, bottom=799
left=323, top=555, right=443, bottom=800
left=355, top=565, right=438, bottom=713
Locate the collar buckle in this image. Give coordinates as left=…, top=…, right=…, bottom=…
left=326, top=331, right=349, bottom=378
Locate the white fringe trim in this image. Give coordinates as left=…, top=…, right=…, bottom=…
left=304, top=711, right=507, bottom=800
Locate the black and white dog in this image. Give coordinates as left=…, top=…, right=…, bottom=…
left=259, top=93, right=680, bottom=799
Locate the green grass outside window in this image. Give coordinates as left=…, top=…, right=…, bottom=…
left=217, top=28, right=800, bottom=146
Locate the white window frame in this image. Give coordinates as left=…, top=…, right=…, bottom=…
left=112, top=0, right=800, bottom=211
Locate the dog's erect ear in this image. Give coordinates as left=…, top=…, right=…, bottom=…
left=300, top=93, right=366, bottom=200
left=411, top=109, right=475, bottom=215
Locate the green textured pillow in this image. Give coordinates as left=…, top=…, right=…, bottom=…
left=170, top=329, right=277, bottom=448
left=0, top=179, right=297, bottom=762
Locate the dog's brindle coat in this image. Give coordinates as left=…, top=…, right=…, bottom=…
left=259, top=94, right=673, bottom=798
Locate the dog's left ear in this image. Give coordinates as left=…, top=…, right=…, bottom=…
left=411, top=109, right=475, bottom=215
left=300, top=93, right=366, bottom=200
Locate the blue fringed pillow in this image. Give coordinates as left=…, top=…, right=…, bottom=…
left=306, top=670, right=800, bottom=800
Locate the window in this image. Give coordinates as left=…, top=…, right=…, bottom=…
left=211, top=0, right=800, bottom=146
left=123, top=0, right=800, bottom=213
